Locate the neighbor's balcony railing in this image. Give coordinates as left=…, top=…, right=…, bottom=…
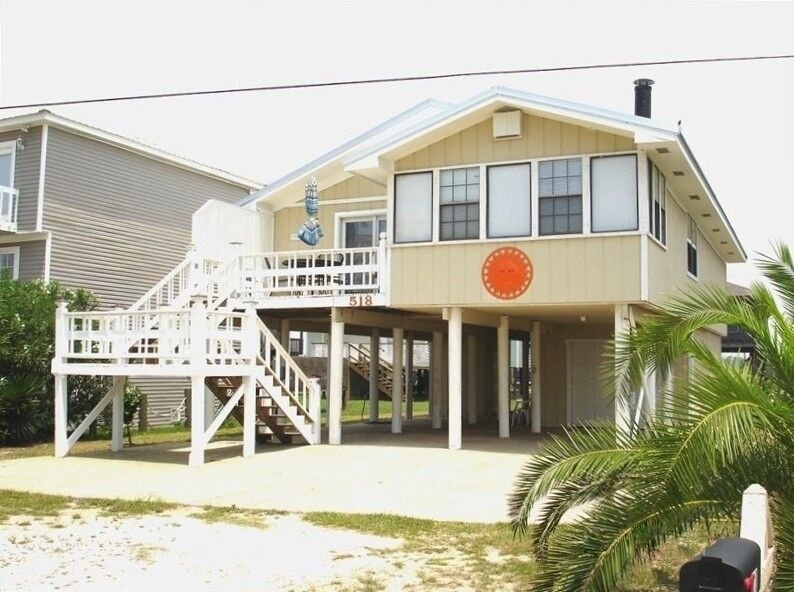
left=0, top=185, right=19, bottom=232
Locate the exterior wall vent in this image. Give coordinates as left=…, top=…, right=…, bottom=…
left=492, top=110, right=522, bottom=139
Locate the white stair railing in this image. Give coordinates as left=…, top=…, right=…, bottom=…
left=256, top=318, right=313, bottom=418
left=128, top=257, right=193, bottom=312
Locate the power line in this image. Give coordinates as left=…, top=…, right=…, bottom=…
left=2, top=53, right=792, bottom=110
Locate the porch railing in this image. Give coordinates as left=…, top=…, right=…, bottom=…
left=0, top=185, right=19, bottom=231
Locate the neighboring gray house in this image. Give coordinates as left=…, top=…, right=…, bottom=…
left=0, top=110, right=261, bottom=422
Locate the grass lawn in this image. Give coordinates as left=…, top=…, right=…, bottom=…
left=0, top=487, right=729, bottom=591
left=339, top=399, right=430, bottom=423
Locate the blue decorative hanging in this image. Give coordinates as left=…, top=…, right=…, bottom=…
left=295, top=177, right=324, bottom=246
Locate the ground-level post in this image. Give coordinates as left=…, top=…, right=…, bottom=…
left=368, top=328, right=380, bottom=423
left=391, top=327, right=403, bottom=434
left=405, top=336, right=414, bottom=420
left=497, top=316, right=510, bottom=438
left=447, top=307, right=463, bottom=450
left=466, top=333, right=477, bottom=425
left=54, top=374, right=68, bottom=458
left=431, top=331, right=443, bottom=429
left=328, top=309, right=345, bottom=445
left=242, top=375, right=256, bottom=458
left=189, top=375, right=206, bottom=466
left=531, top=321, right=542, bottom=433
left=110, top=376, right=126, bottom=452
left=614, top=305, right=633, bottom=435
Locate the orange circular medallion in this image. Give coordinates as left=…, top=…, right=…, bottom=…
left=482, top=247, right=533, bottom=300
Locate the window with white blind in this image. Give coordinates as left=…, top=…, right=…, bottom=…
left=590, top=154, right=638, bottom=232
left=440, top=167, right=480, bottom=241
left=0, top=142, right=15, bottom=189
left=0, top=246, right=19, bottom=279
left=687, top=215, right=698, bottom=278
left=487, top=163, right=531, bottom=238
left=648, top=160, right=667, bottom=244
left=394, top=172, right=433, bottom=243
left=539, top=158, right=582, bottom=235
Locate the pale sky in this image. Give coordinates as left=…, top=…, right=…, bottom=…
left=1, top=0, right=792, bottom=286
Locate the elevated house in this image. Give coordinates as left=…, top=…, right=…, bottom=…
left=50, top=82, right=745, bottom=466
left=0, top=110, right=260, bottom=423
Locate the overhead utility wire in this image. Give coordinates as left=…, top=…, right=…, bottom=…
left=2, top=54, right=792, bottom=110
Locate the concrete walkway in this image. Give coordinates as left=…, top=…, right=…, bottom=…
left=0, top=421, right=550, bottom=523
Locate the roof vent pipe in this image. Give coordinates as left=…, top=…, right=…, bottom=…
left=634, top=78, right=654, bottom=118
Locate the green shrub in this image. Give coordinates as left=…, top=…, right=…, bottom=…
left=0, top=375, right=50, bottom=445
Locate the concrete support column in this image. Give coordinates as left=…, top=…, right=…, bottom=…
left=466, top=334, right=477, bottom=425
left=441, top=333, right=449, bottom=420
left=368, top=328, right=380, bottom=423
left=614, top=304, right=632, bottom=435
left=242, top=375, right=256, bottom=457
left=54, top=374, right=68, bottom=458
left=405, top=336, right=414, bottom=420
left=431, top=331, right=443, bottom=429
left=531, top=321, right=542, bottom=433
left=188, top=375, right=206, bottom=466
left=447, top=307, right=463, bottom=450
left=111, top=376, right=125, bottom=452
left=391, top=327, right=404, bottom=434
left=497, top=316, right=510, bottom=439
left=328, top=309, right=345, bottom=445
left=521, top=337, right=530, bottom=427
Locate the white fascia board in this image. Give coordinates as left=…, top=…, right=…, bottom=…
left=0, top=112, right=262, bottom=190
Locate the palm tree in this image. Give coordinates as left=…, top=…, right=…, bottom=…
left=508, top=243, right=794, bottom=592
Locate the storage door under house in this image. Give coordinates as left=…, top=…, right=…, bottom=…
left=567, top=340, right=611, bottom=424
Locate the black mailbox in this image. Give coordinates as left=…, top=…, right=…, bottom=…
left=679, top=537, right=761, bottom=592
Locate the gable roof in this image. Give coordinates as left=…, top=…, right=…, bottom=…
left=0, top=110, right=262, bottom=190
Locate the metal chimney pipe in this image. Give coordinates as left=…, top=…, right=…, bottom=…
left=634, top=78, right=654, bottom=118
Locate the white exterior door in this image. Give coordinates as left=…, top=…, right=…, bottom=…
left=567, top=340, right=611, bottom=425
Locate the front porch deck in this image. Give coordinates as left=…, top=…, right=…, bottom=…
left=0, top=420, right=552, bottom=523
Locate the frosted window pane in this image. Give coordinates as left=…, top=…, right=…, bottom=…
left=539, top=178, right=553, bottom=196
left=453, top=185, right=466, bottom=201
left=553, top=160, right=567, bottom=176
left=539, top=199, right=553, bottom=216
left=553, top=177, right=568, bottom=196
left=487, top=163, right=531, bottom=238
left=441, top=207, right=453, bottom=222
left=440, top=170, right=453, bottom=186
left=467, top=168, right=479, bottom=183
left=440, top=185, right=453, bottom=203
left=395, top=172, right=432, bottom=243
left=591, top=154, right=638, bottom=232
left=453, top=168, right=466, bottom=185
left=539, top=161, right=553, bottom=178
left=568, top=159, right=581, bottom=175
left=568, top=175, right=582, bottom=194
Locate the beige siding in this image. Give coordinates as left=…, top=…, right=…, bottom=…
left=1, top=239, right=47, bottom=281
left=42, top=127, right=250, bottom=309
left=0, top=127, right=42, bottom=232
left=396, top=113, right=635, bottom=171
left=648, top=195, right=727, bottom=304
left=540, top=323, right=613, bottom=426
left=390, top=235, right=641, bottom=308
left=273, top=176, right=386, bottom=251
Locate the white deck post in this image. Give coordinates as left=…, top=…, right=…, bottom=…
left=368, top=328, right=380, bottom=423
left=614, top=305, right=632, bottom=435
left=521, top=336, right=530, bottom=426
left=391, top=327, right=403, bottom=434
left=242, top=305, right=258, bottom=458
left=53, top=300, right=69, bottom=458
left=531, top=321, right=542, bottom=433
left=309, top=378, right=322, bottom=444
left=447, top=307, right=463, bottom=450
left=466, top=333, right=477, bottom=425
left=498, top=316, right=510, bottom=438
left=741, top=484, right=775, bottom=591
left=110, top=376, right=126, bottom=452
left=189, top=298, right=208, bottom=467
left=405, top=336, right=414, bottom=420
left=431, top=331, right=443, bottom=429
left=328, top=308, right=345, bottom=445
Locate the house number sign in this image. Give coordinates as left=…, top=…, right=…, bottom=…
left=481, top=247, right=533, bottom=300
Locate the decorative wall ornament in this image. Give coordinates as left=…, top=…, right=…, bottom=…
left=295, top=176, right=324, bottom=246
left=482, top=247, right=533, bottom=300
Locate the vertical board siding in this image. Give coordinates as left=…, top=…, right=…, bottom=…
left=130, top=377, right=190, bottom=427
left=0, top=239, right=47, bottom=281
left=0, top=127, right=42, bottom=231
left=390, top=235, right=641, bottom=307
left=319, top=176, right=385, bottom=200
left=395, top=113, right=635, bottom=171
left=42, top=127, right=250, bottom=309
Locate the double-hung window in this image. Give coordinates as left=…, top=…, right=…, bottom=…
left=487, top=163, right=531, bottom=238
left=440, top=167, right=480, bottom=241
left=649, top=160, right=667, bottom=244
left=0, top=246, right=19, bottom=279
left=590, top=154, right=638, bottom=232
left=686, top=215, right=698, bottom=278
left=394, top=172, right=433, bottom=243
left=539, top=158, right=582, bottom=235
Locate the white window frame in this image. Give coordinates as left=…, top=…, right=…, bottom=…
left=0, top=140, right=17, bottom=189
left=648, top=159, right=667, bottom=246
left=334, top=209, right=387, bottom=248
left=439, top=164, right=481, bottom=241
left=686, top=215, right=698, bottom=280
left=0, top=245, right=20, bottom=279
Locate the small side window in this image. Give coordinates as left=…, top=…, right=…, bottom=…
left=686, top=215, right=698, bottom=278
